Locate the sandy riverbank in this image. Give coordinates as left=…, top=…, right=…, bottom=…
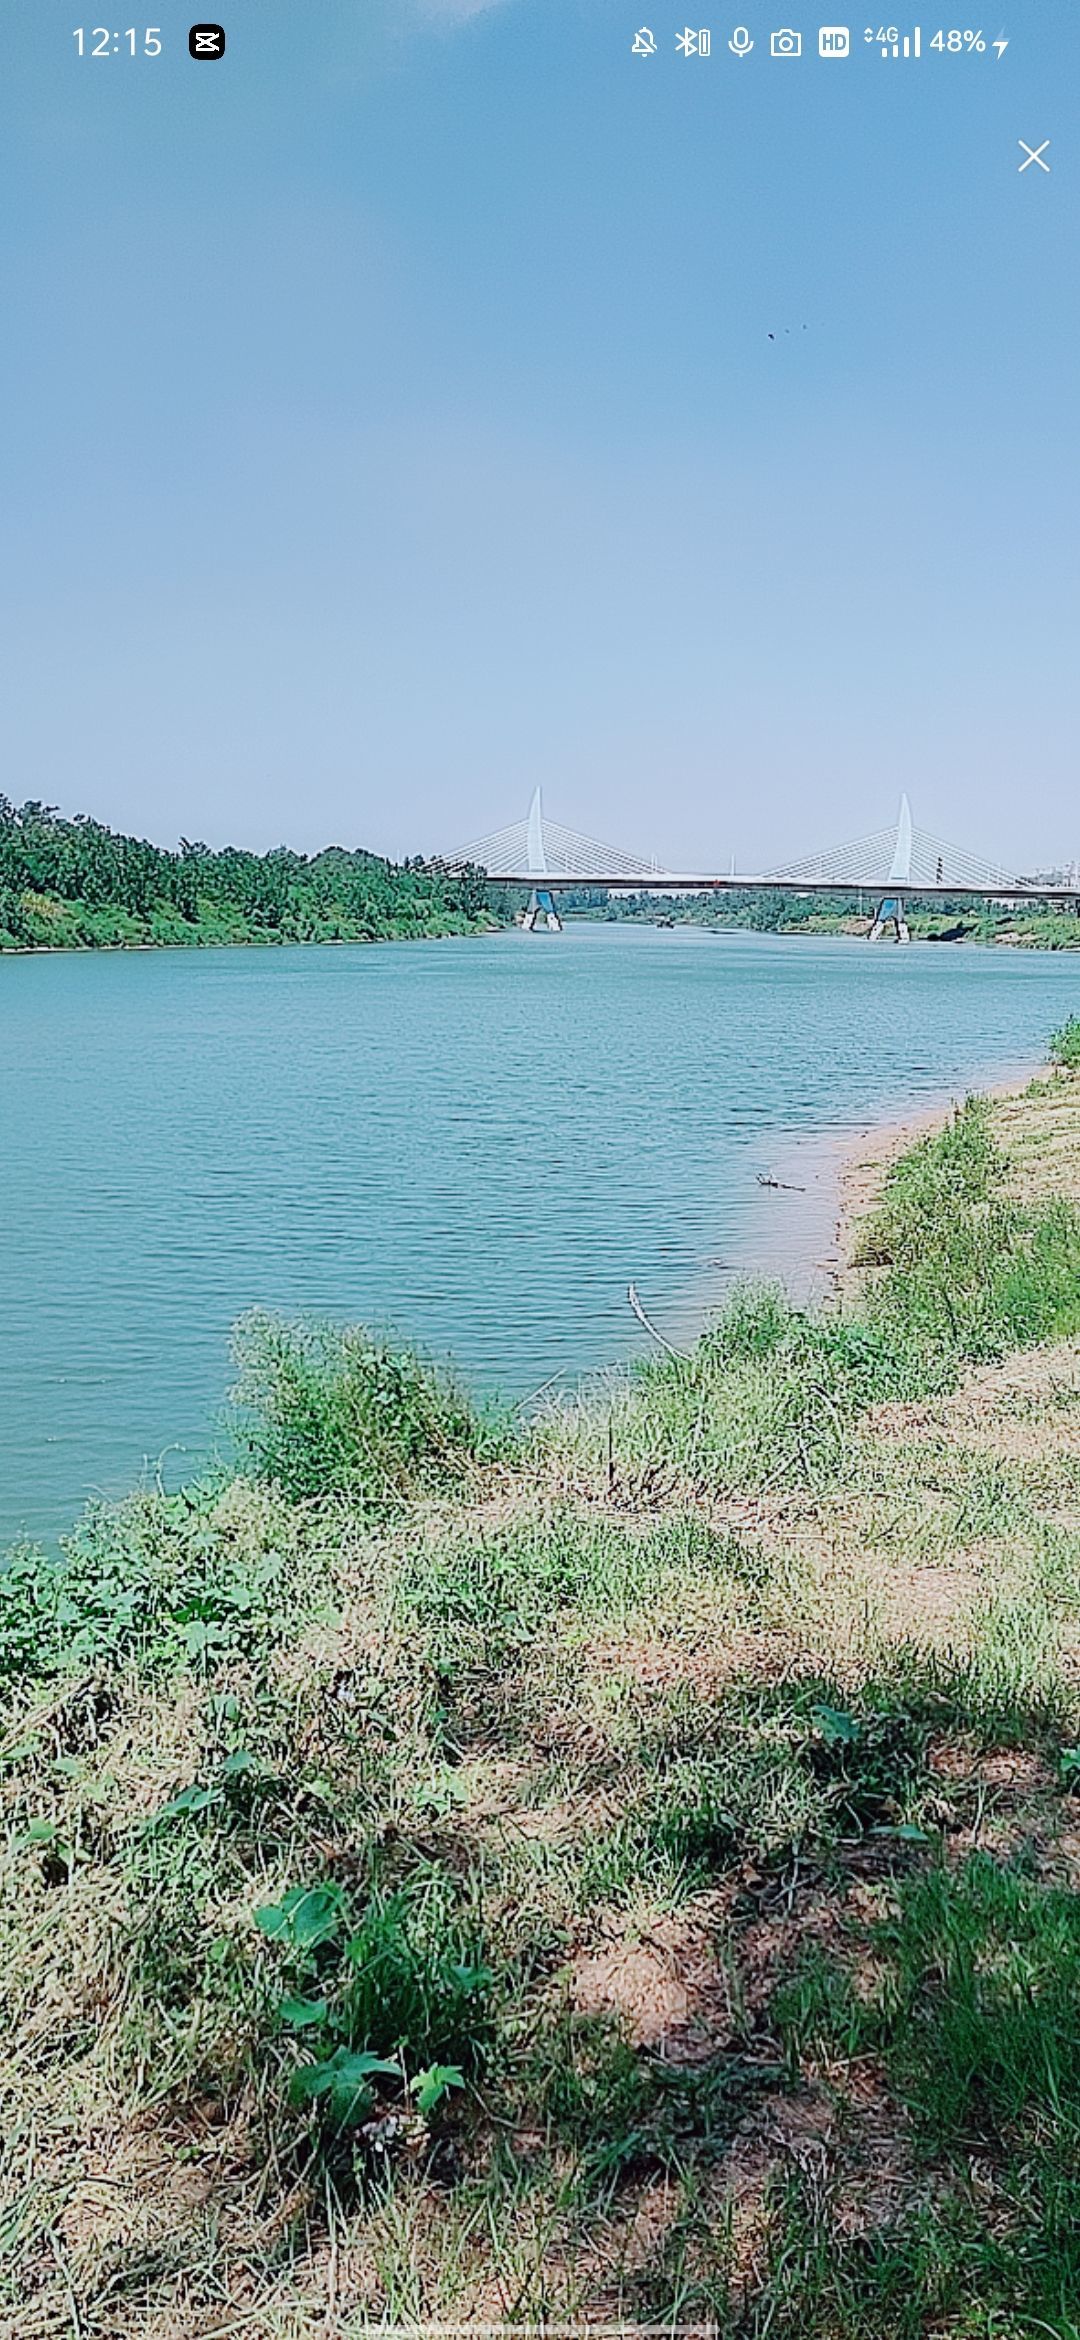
left=810, top=1059, right=1053, bottom=1310
left=837, top=1066, right=1031, bottom=1222
left=714, top=1060, right=1043, bottom=1331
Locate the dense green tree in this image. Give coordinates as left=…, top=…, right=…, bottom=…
left=0, top=799, right=496, bottom=952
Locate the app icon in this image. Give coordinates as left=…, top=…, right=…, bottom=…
left=631, top=26, right=658, bottom=54
left=818, top=25, right=850, bottom=55
left=676, top=27, right=711, bottom=54
left=188, top=23, right=226, bottom=58
left=770, top=26, right=802, bottom=53
left=729, top=24, right=754, bottom=51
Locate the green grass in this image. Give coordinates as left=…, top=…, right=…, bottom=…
left=392, top=1511, right=749, bottom=1673
left=877, top=1855, right=1080, bottom=2140
left=1051, top=1014, right=1080, bottom=1070
left=857, top=1096, right=1080, bottom=1364
left=541, top=1096, right=1080, bottom=1510
left=230, top=1308, right=508, bottom=1507
left=5, top=1049, right=1080, bottom=2330
left=769, top=1853, right=1080, bottom=2335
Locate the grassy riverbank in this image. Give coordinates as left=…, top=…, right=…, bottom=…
left=0, top=800, right=495, bottom=950
left=6, top=1024, right=1080, bottom=2335
left=574, top=890, right=1080, bottom=949
left=781, top=904, right=1080, bottom=949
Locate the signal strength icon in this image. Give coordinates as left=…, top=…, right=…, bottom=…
left=880, top=23, right=921, bottom=56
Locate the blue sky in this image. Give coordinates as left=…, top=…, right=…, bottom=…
left=0, top=0, right=1074, bottom=871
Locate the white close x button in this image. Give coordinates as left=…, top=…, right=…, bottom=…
left=1018, top=139, right=1051, bottom=174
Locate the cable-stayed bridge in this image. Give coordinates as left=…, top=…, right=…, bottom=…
left=447, top=789, right=1077, bottom=935
left=460, top=789, right=666, bottom=885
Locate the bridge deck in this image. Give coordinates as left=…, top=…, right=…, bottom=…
left=454, top=794, right=1075, bottom=903
left=483, top=875, right=1080, bottom=902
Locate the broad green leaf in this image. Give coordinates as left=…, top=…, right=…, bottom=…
left=288, top=2062, right=335, bottom=2105
left=813, top=1705, right=860, bottom=1747
left=450, top=1961, right=495, bottom=1994
left=411, top=2064, right=465, bottom=2118
left=153, top=1783, right=223, bottom=1823
left=255, top=1883, right=345, bottom=1951
left=181, top=1618, right=229, bottom=1657
left=290, top=2047, right=401, bottom=2127
left=22, top=1819, right=72, bottom=1867
left=324, top=2051, right=400, bottom=2126
left=278, top=1994, right=329, bottom=2030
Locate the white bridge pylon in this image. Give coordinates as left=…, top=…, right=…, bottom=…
left=758, top=792, right=1024, bottom=895
left=456, top=787, right=667, bottom=884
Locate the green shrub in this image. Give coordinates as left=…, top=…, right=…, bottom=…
left=255, top=1870, right=493, bottom=2136
left=231, top=1310, right=505, bottom=1507
left=1050, top=1014, right=1080, bottom=1070
left=0, top=1481, right=301, bottom=1683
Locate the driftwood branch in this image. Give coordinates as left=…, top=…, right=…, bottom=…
left=512, top=1368, right=570, bottom=1415
left=627, top=1281, right=690, bottom=1359
left=756, top=1173, right=806, bottom=1192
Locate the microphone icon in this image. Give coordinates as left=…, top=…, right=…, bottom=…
left=729, top=25, right=754, bottom=51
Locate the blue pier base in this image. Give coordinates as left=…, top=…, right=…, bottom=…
left=522, top=887, right=562, bottom=932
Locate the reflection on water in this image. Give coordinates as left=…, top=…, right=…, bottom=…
left=2, top=923, right=1077, bottom=1545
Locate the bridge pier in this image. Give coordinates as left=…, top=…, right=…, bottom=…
left=868, top=894, right=911, bottom=943
left=522, top=886, right=562, bottom=933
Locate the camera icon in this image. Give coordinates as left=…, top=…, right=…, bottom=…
left=770, top=26, right=802, bottom=54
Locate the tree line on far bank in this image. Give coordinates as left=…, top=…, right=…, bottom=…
left=557, top=885, right=1080, bottom=948
left=0, top=798, right=493, bottom=951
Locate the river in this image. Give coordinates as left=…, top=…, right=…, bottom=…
left=3, top=923, right=1077, bottom=1548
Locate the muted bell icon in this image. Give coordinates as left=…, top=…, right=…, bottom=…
left=729, top=24, right=754, bottom=51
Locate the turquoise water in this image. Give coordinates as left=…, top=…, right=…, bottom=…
left=3, top=925, right=1078, bottom=1548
